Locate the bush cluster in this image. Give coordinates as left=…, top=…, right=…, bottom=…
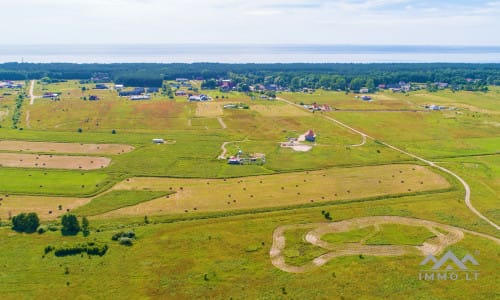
left=53, top=242, right=108, bottom=257
left=112, top=231, right=136, bottom=246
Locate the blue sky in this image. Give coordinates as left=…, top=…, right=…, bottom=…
left=2, top=0, right=500, bottom=45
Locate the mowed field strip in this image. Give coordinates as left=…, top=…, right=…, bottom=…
left=195, top=102, right=223, bottom=117
left=97, top=164, right=450, bottom=217
left=0, top=194, right=91, bottom=220
left=0, top=141, right=134, bottom=154
left=0, top=153, right=111, bottom=170
left=252, top=104, right=310, bottom=117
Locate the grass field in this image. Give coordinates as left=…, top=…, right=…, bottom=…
left=98, top=164, right=450, bottom=217
left=365, top=224, right=437, bottom=246
left=0, top=195, right=498, bottom=299
left=0, top=84, right=498, bottom=299
left=0, top=168, right=110, bottom=197
left=72, top=190, right=172, bottom=216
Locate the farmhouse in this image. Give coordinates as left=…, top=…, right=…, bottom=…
left=119, top=88, right=145, bottom=97
left=305, top=130, right=316, bottom=142
left=130, top=95, right=151, bottom=100
left=114, top=84, right=124, bottom=90
left=175, top=90, right=187, bottom=96
left=188, top=94, right=210, bottom=101
left=0, top=81, right=23, bottom=89
left=227, top=152, right=266, bottom=165
left=43, top=92, right=58, bottom=99
left=303, top=103, right=332, bottom=112
left=94, top=84, right=109, bottom=90
left=359, top=87, right=369, bottom=93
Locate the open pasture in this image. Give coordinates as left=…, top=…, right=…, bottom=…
left=72, top=190, right=172, bottom=216
left=0, top=168, right=110, bottom=196
left=330, top=110, right=499, bottom=146
left=24, top=95, right=188, bottom=131
left=408, top=87, right=500, bottom=113
left=281, top=90, right=419, bottom=110
left=98, top=164, right=450, bottom=217
left=1, top=192, right=497, bottom=299
left=251, top=103, right=310, bottom=117
left=0, top=140, right=134, bottom=154
left=0, top=194, right=90, bottom=220
left=0, top=153, right=110, bottom=170
left=195, top=101, right=223, bottom=117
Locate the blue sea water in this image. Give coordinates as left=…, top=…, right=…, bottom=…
left=0, top=44, right=499, bottom=63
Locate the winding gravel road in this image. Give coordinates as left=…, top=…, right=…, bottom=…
left=277, top=97, right=499, bottom=231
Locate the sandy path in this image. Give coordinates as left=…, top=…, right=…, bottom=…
left=29, top=80, right=36, bottom=105
left=350, top=134, right=366, bottom=147
left=217, top=139, right=248, bottom=159
left=25, top=111, right=31, bottom=129
left=217, top=117, right=227, bottom=129
left=270, top=216, right=500, bottom=273
left=278, top=96, right=499, bottom=231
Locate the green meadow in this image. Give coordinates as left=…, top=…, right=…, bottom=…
left=0, top=81, right=498, bottom=299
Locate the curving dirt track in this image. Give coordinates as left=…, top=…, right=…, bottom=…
left=217, top=139, right=248, bottom=159
left=277, top=96, right=499, bottom=231
left=270, top=216, right=500, bottom=273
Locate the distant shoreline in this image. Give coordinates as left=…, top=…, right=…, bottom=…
left=1, top=44, right=499, bottom=64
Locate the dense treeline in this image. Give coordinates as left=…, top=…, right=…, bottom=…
left=1, top=62, right=499, bottom=88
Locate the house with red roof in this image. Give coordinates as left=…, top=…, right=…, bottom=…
left=305, top=130, right=316, bottom=142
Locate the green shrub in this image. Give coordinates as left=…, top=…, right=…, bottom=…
left=112, top=231, right=135, bottom=241
left=53, top=243, right=108, bottom=257
left=118, top=237, right=133, bottom=246
left=12, top=212, right=40, bottom=233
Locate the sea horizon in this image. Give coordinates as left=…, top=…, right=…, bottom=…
left=0, top=44, right=499, bottom=64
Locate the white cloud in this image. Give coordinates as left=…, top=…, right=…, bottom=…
left=0, top=0, right=498, bottom=45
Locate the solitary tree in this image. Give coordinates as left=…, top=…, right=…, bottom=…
left=61, top=214, right=80, bottom=236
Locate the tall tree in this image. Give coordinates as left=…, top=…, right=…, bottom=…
left=82, top=217, right=90, bottom=237
left=61, top=214, right=81, bottom=236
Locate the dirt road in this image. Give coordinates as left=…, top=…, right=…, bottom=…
left=277, top=97, right=499, bottom=231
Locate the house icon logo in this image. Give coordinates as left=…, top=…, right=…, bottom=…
left=420, top=250, right=479, bottom=270
left=419, top=250, right=480, bottom=281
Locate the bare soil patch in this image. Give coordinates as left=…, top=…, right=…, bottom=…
left=0, top=141, right=134, bottom=154
left=0, top=153, right=111, bottom=170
